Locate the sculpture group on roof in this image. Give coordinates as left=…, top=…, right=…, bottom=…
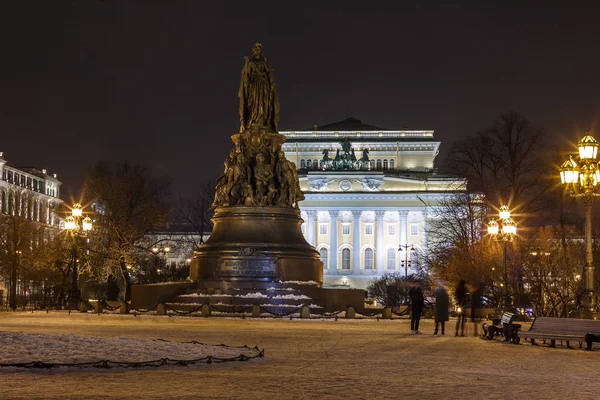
left=319, top=139, right=371, bottom=171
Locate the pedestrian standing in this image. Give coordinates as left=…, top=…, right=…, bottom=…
left=470, top=283, right=484, bottom=337
left=434, top=285, right=449, bottom=335
left=409, top=285, right=425, bottom=334
left=454, top=279, right=468, bottom=337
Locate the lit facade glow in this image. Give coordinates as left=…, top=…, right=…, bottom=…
left=280, top=118, right=468, bottom=289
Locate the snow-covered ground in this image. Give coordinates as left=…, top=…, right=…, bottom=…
left=0, top=331, right=261, bottom=367
left=0, top=312, right=598, bottom=399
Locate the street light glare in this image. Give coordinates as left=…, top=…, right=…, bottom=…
left=72, top=203, right=83, bottom=217
left=498, top=205, right=510, bottom=220
left=578, top=135, right=599, bottom=160
left=64, top=216, right=76, bottom=230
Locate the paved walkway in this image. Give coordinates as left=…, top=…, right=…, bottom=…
left=0, top=312, right=597, bottom=399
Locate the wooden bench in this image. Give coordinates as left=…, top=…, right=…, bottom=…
left=482, top=312, right=521, bottom=343
left=518, top=317, right=600, bottom=350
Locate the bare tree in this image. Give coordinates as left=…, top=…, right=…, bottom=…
left=83, top=162, right=172, bottom=302
left=446, top=111, right=551, bottom=219
left=173, top=179, right=215, bottom=249
left=424, top=193, right=501, bottom=305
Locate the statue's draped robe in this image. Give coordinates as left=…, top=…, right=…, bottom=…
left=239, top=57, right=280, bottom=133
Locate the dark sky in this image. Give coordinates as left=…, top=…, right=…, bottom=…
left=1, top=2, right=599, bottom=201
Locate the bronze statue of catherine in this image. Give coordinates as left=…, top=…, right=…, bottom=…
left=238, top=43, right=280, bottom=133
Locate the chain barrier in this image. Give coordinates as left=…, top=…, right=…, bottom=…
left=208, top=304, right=253, bottom=314
left=258, top=304, right=304, bottom=318
left=322, top=310, right=345, bottom=317
left=0, top=339, right=264, bottom=369
left=131, top=303, right=160, bottom=315
left=164, top=303, right=205, bottom=315
left=99, top=300, right=121, bottom=311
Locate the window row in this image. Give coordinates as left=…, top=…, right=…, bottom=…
left=313, top=223, right=419, bottom=236
left=299, top=159, right=395, bottom=170
left=318, top=248, right=418, bottom=270
left=2, top=170, right=47, bottom=194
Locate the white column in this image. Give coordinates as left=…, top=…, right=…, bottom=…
left=351, top=210, right=361, bottom=275
left=329, top=210, right=338, bottom=271
left=375, top=210, right=385, bottom=272
left=399, top=210, right=408, bottom=245
left=421, top=208, right=428, bottom=268
left=306, top=210, right=317, bottom=247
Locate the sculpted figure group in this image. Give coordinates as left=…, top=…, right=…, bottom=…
left=212, top=43, right=304, bottom=209
left=213, top=136, right=304, bottom=208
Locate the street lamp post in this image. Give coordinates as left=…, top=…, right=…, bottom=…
left=487, top=205, right=517, bottom=312
left=63, top=203, right=93, bottom=310
left=560, top=134, right=600, bottom=318
left=10, top=250, right=22, bottom=311
left=398, top=244, right=415, bottom=278
left=151, top=244, right=172, bottom=281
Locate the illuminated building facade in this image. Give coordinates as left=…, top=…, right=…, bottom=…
left=281, top=118, right=466, bottom=289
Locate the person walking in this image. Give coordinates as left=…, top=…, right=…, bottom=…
left=409, top=285, right=425, bottom=334
left=434, top=285, right=449, bottom=335
left=470, top=283, right=484, bottom=337
left=454, top=279, right=468, bottom=337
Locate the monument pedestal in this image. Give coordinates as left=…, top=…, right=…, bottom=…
left=190, top=206, right=323, bottom=284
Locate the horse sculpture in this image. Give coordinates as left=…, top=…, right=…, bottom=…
left=358, top=148, right=370, bottom=170
left=333, top=149, right=341, bottom=169
left=321, top=149, right=333, bottom=170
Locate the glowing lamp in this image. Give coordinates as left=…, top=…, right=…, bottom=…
left=560, top=156, right=579, bottom=184
left=64, top=216, right=76, bottom=230
left=578, top=135, right=599, bottom=160
left=487, top=219, right=499, bottom=235
left=82, top=216, right=93, bottom=231
left=72, top=203, right=83, bottom=217
left=499, top=205, right=510, bottom=220
left=502, top=218, right=517, bottom=235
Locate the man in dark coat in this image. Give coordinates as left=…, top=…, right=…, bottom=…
left=409, top=286, right=425, bottom=334
left=454, top=280, right=468, bottom=337
left=434, top=285, right=450, bottom=335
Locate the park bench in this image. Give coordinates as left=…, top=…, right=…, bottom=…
left=481, top=312, right=521, bottom=343
left=518, top=317, right=600, bottom=350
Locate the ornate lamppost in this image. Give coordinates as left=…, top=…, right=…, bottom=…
left=398, top=244, right=415, bottom=278
left=560, top=134, right=600, bottom=318
left=63, top=203, right=93, bottom=310
left=487, top=205, right=517, bottom=311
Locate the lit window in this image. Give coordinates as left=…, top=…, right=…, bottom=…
left=342, top=248, right=351, bottom=269
left=319, top=224, right=328, bottom=235
left=364, top=248, right=374, bottom=269
left=319, top=248, right=328, bottom=269
left=387, top=248, right=396, bottom=270
left=342, top=224, right=350, bottom=235
left=410, top=224, right=419, bottom=236
left=388, top=225, right=396, bottom=235
left=365, top=225, right=373, bottom=235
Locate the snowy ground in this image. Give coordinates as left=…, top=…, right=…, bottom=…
left=0, top=312, right=598, bottom=400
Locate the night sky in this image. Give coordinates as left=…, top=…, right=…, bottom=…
left=1, top=2, right=599, bottom=201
